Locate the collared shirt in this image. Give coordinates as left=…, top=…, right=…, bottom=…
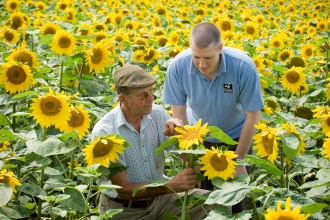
left=162, top=46, right=264, bottom=139
left=92, top=104, right=172, bottom=198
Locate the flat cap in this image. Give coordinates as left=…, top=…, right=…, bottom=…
left=114, top=64, right=156, bottom=88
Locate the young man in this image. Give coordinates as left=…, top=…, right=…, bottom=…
left=162, top=22, right=264, bottom=213
left=92, top=64, right=213, bottom=219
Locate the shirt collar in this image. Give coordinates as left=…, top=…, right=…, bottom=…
left=115, top=103, right=152, bottom=130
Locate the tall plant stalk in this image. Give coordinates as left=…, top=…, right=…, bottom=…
left=37, top=127, right=47, bottom=219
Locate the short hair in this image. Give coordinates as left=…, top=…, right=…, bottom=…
left=190, top=22, right=221, bottom=49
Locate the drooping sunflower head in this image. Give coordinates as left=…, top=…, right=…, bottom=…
left=293, top=106, right=313, bottom=120
left=253, top=122, right=281, bottom=163
left=86, top=41, right=111, bottom=73
left=83, top=135, right=128, bottom=167
left=59, top=104, right=91, bottom=138
left=40, top=23, right=61, bottom=35
left=29, top=88, right=71, bottom=128
left=6, top=44, right=39, bottom=68
left=281, top=67, right=306, bottom=94
left=264, top=197, right=310, bottom=220
left=286, top=56, right=307, bottom=69
left=199, top=147, right=238, bottom=180
left=0, top=60, right=33, bottom=94
left=0, top=169, right=22, bottom=197
left=0, top=141, right=10, bottom=152
left=51, top=29, right=77, bottom=55
left=172, top=118, right=209, bottom=150
left=167, top=46, right=184, bottom=58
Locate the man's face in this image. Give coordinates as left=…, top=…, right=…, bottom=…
left=125, top=86, right=154, bottom=116
left=191, top=42, right=222, bottom=77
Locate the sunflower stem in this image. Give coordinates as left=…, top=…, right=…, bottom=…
left=300, top=166, right=304, bottom=194
left=326, top=41, right=329, bottom=79
left=280, top=145, right=284, bottom=188
left=83, top=178, right=93, bottom=220
left=59, top=60, right=64, bottom=91
left=180, top=154, right=194, bottom=220
left=77, top=59, right=85, bottom=92
left=37, top=127, right=47, bottom=219
left=12, top=102, right=16, bottom=132
left=251, top=192, right=259, bottom=220
left=69, top=149, right=75, bottom=180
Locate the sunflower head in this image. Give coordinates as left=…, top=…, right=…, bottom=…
left=83, top=135, right=129, bottom=167
left=293, top=106, right=313, bottom=120
left=0, top=169, right=22, bottom=197
left=51, top=30, right=77, bottom=55
left=0, top=141, right=10, bottom=152
left=199, top=147, right=238, bottom=180
left=172, top=119, right=209, bottom=150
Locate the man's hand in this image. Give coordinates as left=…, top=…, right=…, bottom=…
left=163, top=118, right=184, bottom=136
left=234, top=165, right=248, bottom=176
left=167, top=168, right=197, bottom=192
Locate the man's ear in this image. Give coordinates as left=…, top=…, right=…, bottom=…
left=118, top=94, right=127, bottom=105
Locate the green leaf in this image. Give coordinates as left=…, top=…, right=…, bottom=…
left=0, top=204, right=30, bottom=219
left=275, top=112, right=308, bottom=127
left=292, top=154, right=318, bottom=168
left=79, top=77, right=109, bottom=92
left=155, top=138, right=178, bottom=156
left=0, top=130, right=19, bottom=142
left=204, top=206, right=231, bottom=220
left=0, top=112, right=10, bottom=126
left=60, top=187, right=85, bottom=212
left=300, top=203, right=327, bottom=214
left=26, top=136, right=77, bottom=157
left=17, top=182, right=47, bottom=197
left=245, top=155, right=282, bottom=175
left=0, top=184, right=12, bottom=206
left=10, top=112, right=31, bottom=117
left=299, top=178, right=330, bottom=189
left=281, top=134, right=299, bottom=160
left=12, top=91, right=39, bottom=99
left=0, top=94, right=15, bottom=105
left=170, top=149, right=206, bottom=155
left=21, top=152, right=51, bottom=173
left=272, top=65, right=287, bottom=73
left=133, top=178, right=167, bottom=197
left=100, top=209, right=123, bottom=220
left=207, top=126, right=238, bottom=145
left=205, top=182, right=251, bottom=206
left=161, top=211, right=180, bottom=220
left=98, top=184, right=122, bottom=191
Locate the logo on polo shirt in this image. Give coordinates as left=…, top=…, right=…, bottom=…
left=223, top=83, right=233, bottom=94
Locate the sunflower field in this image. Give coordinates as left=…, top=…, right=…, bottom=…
left=0, top=0, right=329, bottom=219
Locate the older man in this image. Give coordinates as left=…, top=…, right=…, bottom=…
left=92, top=64, right=214, bottom=220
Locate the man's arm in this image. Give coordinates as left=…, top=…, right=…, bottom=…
left=110, top=168, right=197, bottom=200
left=171, top=105, right=189, bottom=125
left=234, top=110, right=260, bottom=175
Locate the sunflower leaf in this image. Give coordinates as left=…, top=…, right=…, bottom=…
left=207, top=126, right=238, bottom=145
left=281, top=134, right=299, bottom=160
left=132, top=178, right=167, bottom=197
left=300, top=203, right=328, bottom=214
left=244, top=155, right=282, bottom=175
left=0, top=184, right=12, bottom=207
left=155, top=138, right=178, bottom=156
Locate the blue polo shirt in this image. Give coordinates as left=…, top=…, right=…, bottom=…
left=162, top=46, right=264, bottom=140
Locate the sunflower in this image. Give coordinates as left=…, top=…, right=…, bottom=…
left=83, top=135, right=127, bottom=167
left=316, top=20, right=328, bottom=32
left=157, top=36, right=168, bottom=47
left=253, top=55, right=266, bottom=72
left=35, top=1, right=46, bottom=11
left=244, top=22, right=259, bottom=39
left=86, top=41, right=111, bottom=73
left=216, top=18, right=235, bottom=33
left=40, top=23, right=61, bottom=35
left=62, top=7, right=76, bottom=23
left=277, top=49, right=293, bottom=62
left=222, top=30, right=234, bottom=41
left=168, top=46, right=184, bottom=58
left=301, top=43, right=314, bottom=60
left=253, top=122, right=281, bottom=164
left=59, top=104, right=91, bottom=138
left=168, top=31, right=180, bottom=45
left=143, top=47, right=160, bottom=64
left=262, top=105, right=273, bottom=116
left=199, top=147, right=237, bottom=181
left=29, top=88, right=71, bottom=128
left=111, top=28, right=129, bottom=50
left=92, top=30, right=108, bottom=44
left=56, top=0, right=70, bottom=10
left=312, top=106, right=329, bottom=118
left=0, top=141, right=10, bottom=152
left=0, top=169, right=21, bottom=197
left=294, top=82, right=309, bottom=97
left=320, top=114, right=330, bottom=135
left=281, top=67, right=306, bottom=94
left=323, top=138, right=330, bottom=160
left=6, top=43, right=39, bottom=69
left=9, top=11, right=26, bottom=30
left=172, top=118, right=209, bottom=150
left=0, top=27, right=19, bottom=45
left=6, top=0, right=20, bottom=12
left=77, top=23, right=94, bottom=36
left=264, top=197, right=310, bottom=220
left=255, top=15, right=265, bottom=26
left=0, top=60, right=33, bottom=94
left=283, top=123, right=306, bottom=155
left=326, top=81, right=330, bottom=100
left=270, top=36, right=284, bottom=49
left=51, top=30, right=76, bottom=55
left=286, top=57, right=307, bottom=69
left=293, top=106, right=313, bottom=120
left=179, top=7, right=189, bottom=20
